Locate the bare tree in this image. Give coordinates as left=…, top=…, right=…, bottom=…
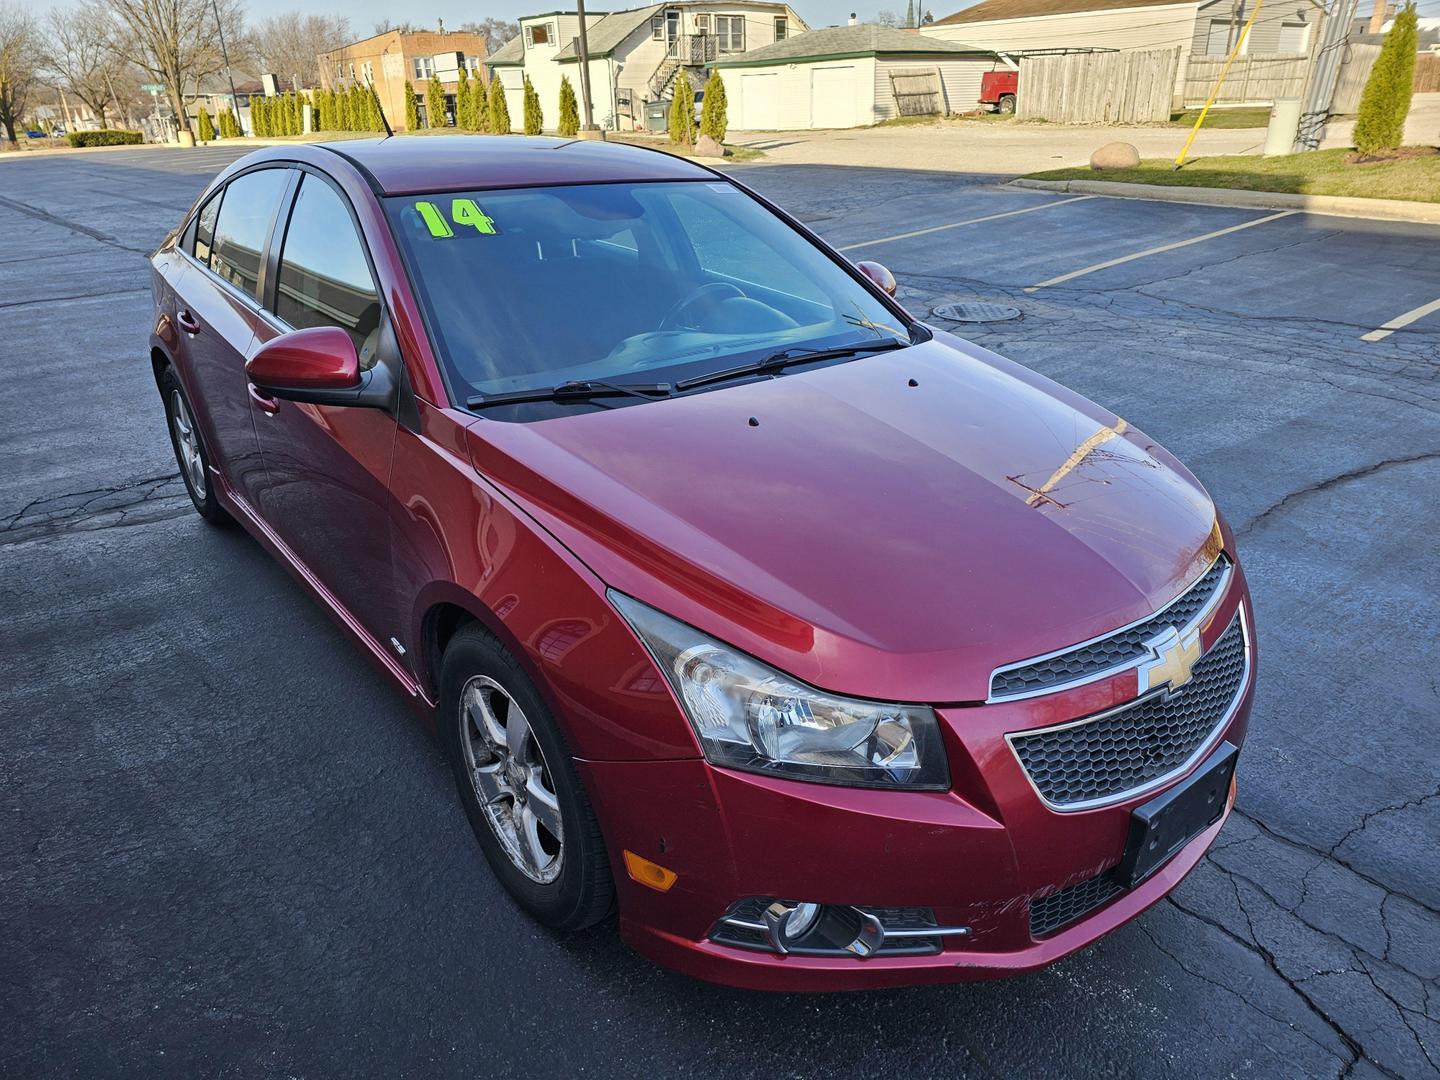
left=252, top=11, right=349, bottom=88
left=105, top=0, right=246, bottom=136
left=373, top=19, right=420, bottom=36
left=0, top=0, right=38, bottom=145
left=875, top=9, right=901, bottom=25
left=42, top=2, right=132, bottom=128
left=460, top=17, right=519, bottom=49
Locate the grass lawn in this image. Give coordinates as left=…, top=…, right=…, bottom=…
left=874, top=112, right=1016, bottom=127
left=1024, top=147, right=1440, bottom=203
left=1168, top=107, right=1272, bottom=128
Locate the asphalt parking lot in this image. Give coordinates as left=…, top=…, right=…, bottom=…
left=2, top=145, right=1437, bottom=1080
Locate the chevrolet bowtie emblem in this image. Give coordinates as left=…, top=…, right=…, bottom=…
left=1138, top=625, right=1202, bottom=695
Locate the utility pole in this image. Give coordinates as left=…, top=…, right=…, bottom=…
left=1293, top=0, right=1363, bottom=150
left=574, top=0, right=598, bottom=133
left=209, top=0, right=243, bottom=133
left=103, top=69, right=130, bottom=129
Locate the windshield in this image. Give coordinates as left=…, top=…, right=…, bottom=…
left=384, top=180, right=917, bottom=418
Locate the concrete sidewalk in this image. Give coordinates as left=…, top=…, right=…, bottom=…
left=728, top=93, right=1440, bottom=176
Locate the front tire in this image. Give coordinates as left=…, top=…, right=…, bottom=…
left=159, top=367, right=232, bottom=526
left=440, top=623, right=614, bottom=931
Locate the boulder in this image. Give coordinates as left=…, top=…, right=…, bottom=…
left=1090, top=141, right=1140, bottom=170
left=695, top=134, right=729, bottom=158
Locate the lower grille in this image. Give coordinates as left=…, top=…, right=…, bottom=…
left=1029, top=870, right=1124, bottom=938
left=1008, top=612, right=1248, bottom=809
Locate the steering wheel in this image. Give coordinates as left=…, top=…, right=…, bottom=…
left=659, top=281, right=745, bottom=331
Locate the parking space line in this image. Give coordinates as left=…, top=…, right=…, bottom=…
left=1024, top=210, right=1297, bottom=292
left=1360, top=297, right=1440, bottom=342
left=837, top=196, right=1096, bottom=252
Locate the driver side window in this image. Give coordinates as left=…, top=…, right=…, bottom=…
left=274, top=174, right=384, bottom=369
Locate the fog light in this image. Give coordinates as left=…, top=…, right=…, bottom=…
left=786, top=901, right=822, bottom=939
left=712, top=898, right=972, bottom=958
left=762, top=900, right=824, bottom=953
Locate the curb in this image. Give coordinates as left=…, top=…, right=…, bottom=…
left=1010, top=178, right=1440, bottom=225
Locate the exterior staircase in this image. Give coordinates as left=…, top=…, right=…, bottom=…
left=649, top=58, right=682, bottom=100
left=647, top=34, right=719, bottom=101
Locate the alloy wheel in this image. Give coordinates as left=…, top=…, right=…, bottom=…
left=169, top=389, right=207, bottom=499
left=459, top=675, right=564, bottom=884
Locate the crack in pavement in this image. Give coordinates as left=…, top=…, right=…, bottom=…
left=1233, top=808, right=1440, bottom=919
left=0, top=286, right=150, bottom=311
left=1137, top=920, right=1352, bottom=1074
left=0, top=192, right=150, bottom=255
left=1330, top=787, right=1440, bottom=861
left=1236, top=452, right=1440, bottom=537
left=2, top=473, right=191, bottom=545
left=1166, top=894, right=1396, bottom=1079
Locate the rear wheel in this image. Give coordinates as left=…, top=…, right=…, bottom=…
left=998, top=94, right=1016, bottom=115
left=440, top=623, right=614, bottom=930
left=160, top=367, right=232, bottom=526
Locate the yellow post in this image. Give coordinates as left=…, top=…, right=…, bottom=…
left=1175, top=0, right=1265, bottom=169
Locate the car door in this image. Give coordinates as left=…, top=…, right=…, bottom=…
left=246, top=169, right=401, bottom=646
left=178, top=167, right=292, bottom=505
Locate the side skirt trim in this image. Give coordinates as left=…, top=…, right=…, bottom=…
left=211, top=470, right=432, bottom=707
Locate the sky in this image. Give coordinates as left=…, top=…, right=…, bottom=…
left=236, top=0, right=956, bottom=35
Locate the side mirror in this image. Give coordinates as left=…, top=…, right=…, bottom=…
left=245, top=325, right=396, bottom=410
left=855, top=260, right=898, bottom=297
left=247, top=326, right=361, bottom=393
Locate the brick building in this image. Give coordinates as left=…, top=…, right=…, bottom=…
left=319, top=27, right=490, bottom=130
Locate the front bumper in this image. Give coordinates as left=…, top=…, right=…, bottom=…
left=578, top=573, right=1255, bottom=991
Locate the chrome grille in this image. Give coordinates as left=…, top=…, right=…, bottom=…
left=1029, top=870, right=1123, bottom=938
left=1008, top=613, right=1247, bottom=810
left=990, top=555, right=1231, bottom=700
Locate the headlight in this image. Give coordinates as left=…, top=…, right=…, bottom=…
left=610, top=592, right=949, bottom=790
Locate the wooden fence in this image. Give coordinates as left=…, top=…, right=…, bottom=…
left=1330, top=44, right=1383, bottom=114
left=1016, top=48, right=1180, bottom=124
left=1181, top=52, right=1312, bottom=107
left=1413, top=53, right=1440, bottom=95
left=889, top=69, right=942, bottom=117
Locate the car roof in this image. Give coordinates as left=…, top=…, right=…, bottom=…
left=310, top=135, right=717, bottom=195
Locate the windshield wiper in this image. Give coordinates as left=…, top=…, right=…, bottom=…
left=674, top=339, right=909, bottom=392
left=466, top=379, right=674, bottom=410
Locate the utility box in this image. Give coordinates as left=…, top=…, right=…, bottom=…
left=1263, top=97, right=1302, bottom=156
left=645, top=100, right=669, bottom=130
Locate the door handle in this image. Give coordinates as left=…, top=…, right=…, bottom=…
left=247, top=382, right=280, bottom=414
left=176, top=309, right=201, bottom=335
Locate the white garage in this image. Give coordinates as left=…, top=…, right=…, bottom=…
left=713, top=24, right=1000, bottom=131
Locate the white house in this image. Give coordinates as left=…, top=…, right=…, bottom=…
left=486, top=2, right=808, bottom=131
left=922, top=0, right=1325, bottom=101
left=713, top=24, right=1001, bottom=129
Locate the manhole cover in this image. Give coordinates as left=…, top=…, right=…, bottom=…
left=931, top=302, right=1023, bottom=324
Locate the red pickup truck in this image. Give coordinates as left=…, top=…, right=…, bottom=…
left=979, top=69, right=1019, bottom=114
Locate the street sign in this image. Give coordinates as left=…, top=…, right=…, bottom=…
left=141, top=84, right=164, bottom=93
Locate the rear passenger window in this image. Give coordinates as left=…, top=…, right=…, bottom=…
left=193, top=193, right=221, bottom=266
left=209, top=168, right=289, bottom=300
left=275, top=174, right=383, bottom=367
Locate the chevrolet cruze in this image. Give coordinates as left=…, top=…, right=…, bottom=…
left=148, top=137, right=1255, bottom=990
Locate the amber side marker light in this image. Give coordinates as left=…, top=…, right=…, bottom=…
left=623, top=850, right=678, bottom=892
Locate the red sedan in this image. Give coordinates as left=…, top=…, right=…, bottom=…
left=148, top=137, right=1254, bottom=991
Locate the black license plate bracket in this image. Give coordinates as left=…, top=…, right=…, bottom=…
left=1116, top=742, right=1238, bottom=888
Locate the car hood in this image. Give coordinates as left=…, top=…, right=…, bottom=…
left=464, top=333, right=1221, bottom=703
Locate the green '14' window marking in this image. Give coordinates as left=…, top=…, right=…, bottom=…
left=414, top=201, right=453, bottom=237
left=415, top=198, right=498, bottom=238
